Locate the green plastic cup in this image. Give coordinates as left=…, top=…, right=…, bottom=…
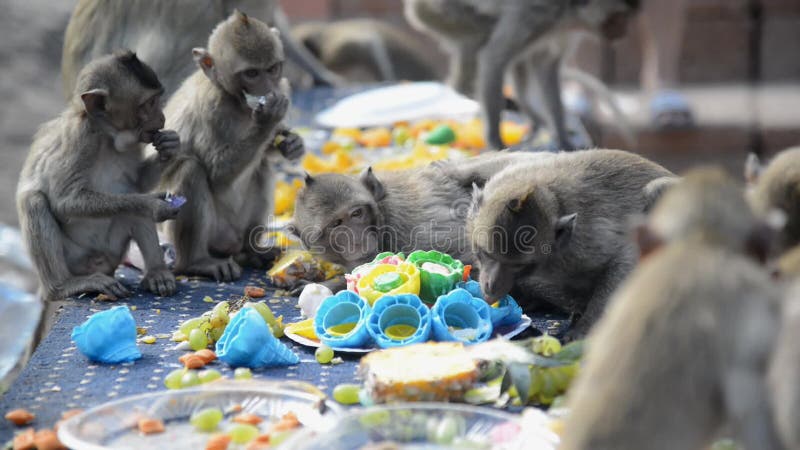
left=407, top=250, right=465, bottom=305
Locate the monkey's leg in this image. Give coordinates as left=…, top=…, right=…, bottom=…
left=510, top=59, right=549, bottom=141
left=724, top=368, right=784, bottom=450
left=20, top=191, right=129, bottom=301
left=477, top=15, right=550, bottom=150
left=565, top=262, right=633, bottom=339
left=234, top=163, right=280, bottom=269
left=273, top=9, right=344, bottom=87
left=130, top=217, right=176, bottom=297
left=530, top=53, right=575, bottom=150
left=447, top=44, right=480, bottom=97
left=170, top=159, right=242, bottom=282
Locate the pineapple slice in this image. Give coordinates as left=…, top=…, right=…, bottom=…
left=359, top=342, right=479, bottom=403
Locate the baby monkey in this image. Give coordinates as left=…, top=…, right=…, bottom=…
left=159, top=11, right=304, bottom=282
left=467, top=149, right=675, bottom=337
left=17, top=51, right=180, bottom=301
left=562, top=168, right=784, bottom=450
left=746, top=146, right=800, bottom=254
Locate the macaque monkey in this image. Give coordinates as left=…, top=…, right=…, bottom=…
left=292, top=19, right=440, bottom=83
left=62, top=0, right=342, bottom=98
left=158, top=11, right=304, bottom=282
left=17, top=51, right=180, bottom=301
left=467, top=149, right=675, bottom=337
left=404, top=0, right=639, bottom=150
left=562, top=168, right=784, bottom=450
left=745, top=147, right=800, bottom=254
left=290, top=152, right=551, bottom=271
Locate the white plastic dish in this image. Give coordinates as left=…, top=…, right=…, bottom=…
left=58, top=381, right=341, bottom=450
left=315, top=82, right=479, bottom=128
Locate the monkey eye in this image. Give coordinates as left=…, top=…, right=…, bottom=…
left=350, top=208, right=363, bottom=218
left=243, top=68, right=260, bottom=79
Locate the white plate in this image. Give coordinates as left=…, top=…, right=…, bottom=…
left=315, top=82, right=479, bottom=128
left=285, top=315, right=533, bottom=354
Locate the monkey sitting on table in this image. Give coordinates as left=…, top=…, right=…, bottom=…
left=466, top=149, right=675, bottom=338
left=561, top=168, right=784, bottom=450
left=157, top=11, right=304, bottom=282
left=17, top=51, right=181, bottom=301
left=404, top=0, right=639, bottom=150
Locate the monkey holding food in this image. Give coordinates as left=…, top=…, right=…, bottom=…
left=404, top=0, right=639, bottom=150
left=17, top=51, right=181, bottom=301
left=466, top=149, right=675, bottom=337
left=157, top=11, right=304, bottom=283
left=62, top=0, right=342, bottom=98
left=562, top=168, right=784, bottom=450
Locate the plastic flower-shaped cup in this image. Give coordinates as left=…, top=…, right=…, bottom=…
left=407, top=250, right=465, bottom=305
left=346, top=252, right=405, bottom=293
left=356, top=262, right=420, bottom=306
left=367, top=294, right=431, bottom=348
left=456, top=280, right=523, bottom=327
left=215, top=307, right=299, bottom=368
left=431, top=289, right=493, bottom=344
left=71, top=305, right=141, bottom=364
left=314, top=291, right=372, bottom=348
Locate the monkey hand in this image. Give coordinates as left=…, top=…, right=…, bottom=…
left=149, top=192, right=182, bottom=222
left=141, top=268, right=176, bottom=297
left=152, top=130, right=180, bottom=161
left=252, top=92, right=289, bottom=128
left=276, top=130, right=305, bottom=161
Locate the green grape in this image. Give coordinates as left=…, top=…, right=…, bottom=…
left=432, top=415, right=465, bottom=445
left=198, top=369, right=222, bottom=384
left=189, top=328, right=209, bottom=351
left=538, top=369, right=557, bottom=399
left=228, top=424, right=259, bottom=444
left=528, top=368, right=544, bottom=399
left=245, top=302, right=277, bottom=327
left=209, top=326, right=225, bottom=343
left=234, top=367, right=252, bottom=380
left=358, top=409, right=391, bottom=428
left=532, top=333, right=562, bottom=357
left=332, top=384, right=361, bottom=405
left=315, top=345, right=334, bottom=364
left=549, top=367, right=571, bottom=392
left=164, top=368, right=186, bottom=389
left=213, top=301, right=230, bottom=320
left=179, top=317, right=205, bottom=336
left=190, top=407, right=223, bottom=432
left=181, top=370, right=201, bottom=388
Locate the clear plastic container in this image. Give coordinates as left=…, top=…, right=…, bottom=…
left=0, top=283, right=40, bottom=383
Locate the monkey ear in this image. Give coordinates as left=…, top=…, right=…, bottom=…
left=468, top=183, right=484, bottom=218
left=554, top=213, right=577, bottom=247
left=634, top=222, right=664, bottom=260
left=744, top=153, right=763, bottom=185
left=303, top=172, right=314, bottom=186
left=359, top=167, right=386, bottom=201
left=506, top=195, right=527, bottom=213
left=233, top=9, right=249, bottom=24
left=192, top=48, right=216, bottom=79
left=80, top=88, right=109, bottom=116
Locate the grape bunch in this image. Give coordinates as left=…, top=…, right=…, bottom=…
left=526, top=337, right=583, bottom=406
left=172, top=299, right=231, bottom=350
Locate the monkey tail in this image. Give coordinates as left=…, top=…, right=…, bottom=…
left=562, top=67, right=636, bottom=147
left=273, top=9, right=345, bottom=87
left=368, top=35, right=397, bottom=82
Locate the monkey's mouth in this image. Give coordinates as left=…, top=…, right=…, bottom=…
left=139, top=129, right=159, bottom=144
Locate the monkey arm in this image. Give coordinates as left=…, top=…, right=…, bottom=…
left=137, top=155, right=164, bottom=192
left=53, top=188, right=153, bottom=219
left=203, top=129, right=273, bottom=186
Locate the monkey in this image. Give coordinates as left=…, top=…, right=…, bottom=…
left=560, top=167, right=784, bottom=450
left=291, top=19, right=441, bottom=84
left=466, top=149, right=676, bottom=337
left=61, top=0, right=342, bottom=99
left=157, top=11, right=304, bottom=283
left=745, top=147, right=800, bottom=254
left=289, top=151, right=555, bottom=274
left=404, top=0, right=639, bottom=150
left=16, top=50, right=181, bottom=302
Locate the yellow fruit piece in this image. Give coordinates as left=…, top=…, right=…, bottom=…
left=301, top=150, right=360, bottom=174
left=332, top=127, right=362, bottom=141
left=454, top=119, right=486, bottom=149
left=141, top=335, right=157, bottom=344
left=274, top=178, right=304, bottom=215
left=501, top=121, right=528, bottom=146
left=285, top=318, right=318, bottom=340
left=321, top=140, right=343, bottom=155
left=410, top=119, right=438, bottom=138
left=358, top=127, right=392, bottom=148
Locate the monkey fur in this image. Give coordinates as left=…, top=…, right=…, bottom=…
left=17, top=51, right=180, bottom=301
left=746, top=147, right=800, bottom=255
left=562, top=167, right=784, bottom=450
left=157, top=11, right=304, bottom=282
left=467, top=149, right=676, bottom=337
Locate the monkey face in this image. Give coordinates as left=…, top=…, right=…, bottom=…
left=237, top=62, right=284, bottom=97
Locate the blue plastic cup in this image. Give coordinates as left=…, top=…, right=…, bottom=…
left=431, top=289, right=493, bottom=344
left=314, top=291, right=372, bottom=348
left=367, top=294, right=431, bottom=348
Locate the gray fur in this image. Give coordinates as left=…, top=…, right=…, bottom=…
left=746, top=146, right=800, bottom=254
left=467, top=149, right=676, bottom=337
left=404, top=0, right=637, bottom=150
left=17, top=53, right=178, bottom=301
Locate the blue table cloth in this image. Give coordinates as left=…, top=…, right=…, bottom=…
left=0, top=87, right=569, bottom=444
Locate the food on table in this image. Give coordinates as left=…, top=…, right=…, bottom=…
left=424, top=124, right=457, bottom=145
left=407, top=250, right=465, bottom=305
left=191, top=407, right=224, bottom=432
left=431, top=289, right=493, bottom=344
left=360, top=342, right=480, bottom=402
left=244, top=286, right=266, bottom=298
left=284, top=317, right=318, bottom=340
left=232, top=413, right=263, bottom=426
left=234, top=368, right=253, bottom=380
left=181, top=370, right=202, bottom=388
left=228, top=423, right=259, bottom=444
left=180, top=353, right=206, bottom=369
left=366, top=294, right=431, bottom=348
left=297, top=283, right=333, bottom=318
left=274, top=178, right=304, bottom=216
left=332, top=383, right=362, bottom=405
left=70, top=305, right=142, bottom=364
left=302, top=149, right=361, bottom=174
left=198, top=369, right=223, bottom=384
left=33, top=428, right=65, bottom=450
left=314, top=345, right=334, bottom=364
left=456, top=280, right=523, bottom=327
left=196, top=349, right=218, bottom=364
left=356, top=262, right=420, bottom=306
left=215, top=307, right=299, bottom=369
left=314, top=290, right=372, bottom=349
left=205, top=433, right=232, bottom=450
left=358, top=127, right=392, bottom=148
left=12, top=427, right=34, bottom=450
left=270, top=411, right=301, bottom=432
left=267, top=250, right=343, bottom=289
left=189, top=328, right=209, bottom=351
left=137, top=417, right=165, bottom=435
left=531, top=334, right=562, bottom=357
left=5, top=409, right=35, bottom=426
left=140, top=335, right=157, bottom=344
